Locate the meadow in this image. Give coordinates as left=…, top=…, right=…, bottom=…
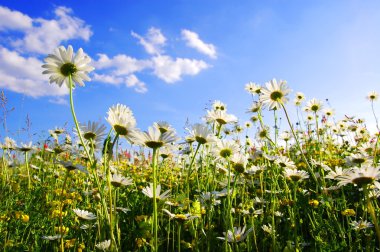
left=1, top=45, right=380, bottom=251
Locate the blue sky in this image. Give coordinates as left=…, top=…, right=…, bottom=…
left=1, top=0, right=380, bottom=143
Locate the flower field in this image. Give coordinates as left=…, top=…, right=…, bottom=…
left=1, top=45, right=380, bottom=251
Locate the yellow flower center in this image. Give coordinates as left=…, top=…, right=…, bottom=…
left=270, top=91, right=283, bottom=101
left=60, top=63, right=77, bottom=76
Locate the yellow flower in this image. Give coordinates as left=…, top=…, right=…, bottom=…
left=65, top=238, right=76, bottom=248
left=308, top=199, right=319, bottom=207
left=55, top=226, right=69, bottom=234
left=63, top=199, right=73, bottom=205
left=341, top=209, right=356, bottom=216
left=77, top=243, right=85, bottom=252
left=21, top=214, right=29, bottom=223
left=14, top=211, right=22, bottom=219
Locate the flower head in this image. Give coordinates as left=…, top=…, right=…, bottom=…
left=245, top=82, right=261, bottom=95
left=95, top=240, right=111, bottom=251
left=106, top=104, right=136, bottom=137
left=187, top=123, right=216, bottom=145
left=131, top=124, right=177, bottom=149
left=142, top=183, right=171, bottom=200
left=212, top=100, right=227, bottom=111
left=213, top=140, right=240, bottom=159
left=351, top=220, right=373, bottom=231
left=304, top=98, right=323, bottom=113
left=259, top=78, right=290, bottom=110
left=72, top=209, right=97, bottom=220
left=283, top=168, right=309, bottom=182
left=205, top=110, right=237, bottom=125
left=42, top=45, right=94, bottom=88
left=111, top=174, right=133, bottom=187
left=367, top=91, right=378, bottom=101
left=336, top=165, right=380, bottom=187
left=217, top=226, right=253, bottom=243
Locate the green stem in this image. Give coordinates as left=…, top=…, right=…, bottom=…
left=25, top=152, right=31, bottom=189
left=152, top=147, right=159, bottom=251
left=68, top=75, right=93, bottom=165
left=281, top=103, right=319, bottom=186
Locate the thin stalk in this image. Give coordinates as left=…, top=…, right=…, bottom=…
left=152, top=147, right=159, bottom=251
left=68, top=75, right=93, bottom=165
left=281, top=103, right=319, bottom=186
left=25, top=152, right=31, bottom=189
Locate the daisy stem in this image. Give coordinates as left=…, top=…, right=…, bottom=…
left=371, top=101, right=380, bottom=132
left=281, top=103, right=319, bottom=187
left=152, top=147, right=159, bottom=251
left=68, top=75, right=93, bottom=165
left=187, top=143, right=201, bottom=198
left=364, top=185, right=380, bottom=246
left=25, top=151, right=30, bottom=189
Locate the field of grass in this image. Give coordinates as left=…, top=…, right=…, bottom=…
left=1, top=46, right=380, bottom=251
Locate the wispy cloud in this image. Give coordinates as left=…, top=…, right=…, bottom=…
left=131, top=27, right=166, bottom=55
left=181, top=29, right=217, bottom=59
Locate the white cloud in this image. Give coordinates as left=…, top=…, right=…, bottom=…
left=92, top=73, right=123, bottom=85
left=0, top=6, right=32, bottom=31
left=181, top=29, right=217, bottom=59
left=151, top=55, right=210, bottom=83
left=131, top=27, right=166, bottom=55
left=0, top=46, right=68, bottom=97
left=94, top=53, right=151, bottom=75
left=6, top=6, right=92, bottom=54
left=125, top=74, right=147, bottom=93
left=48, top=97, right=68, bottom=105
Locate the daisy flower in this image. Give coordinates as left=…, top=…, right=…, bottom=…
left=217, top=226, right=253, bottom=243
left=247, top=101, right=262, bottom=113
left=142, top=183, right=171, bottom=200
left=245, top=82, right=261, bottom=95
left=213, top=139, right=240, bottom=159
left=162, top=209, right=199, bottom=222
left=325, top=166, right=344, bottom=180
left=187, top=123, right=216, bottom=145
left=2, top=137, right=17, bottom=150
left=42, top=235, right=62, bottom=241
left=336, top=165, right=380, bottom=187
left=18, top=142, right=33, bottom=152
left=95, top=240, right=111, bottom=251
left=304, top=98, right=323, bottom=113
left=351, top=220, right=373, bottom=230
left=230, top=153, right=248, bottom=173
left=295, top=92, right=305, bottom=102
left=154, top=121, right=175, bottom=134
left=106, top=104, right=137, bottom=137
left=212, top=100, right=227, bottom=111
left=72, top=209, right=97, bottom=220
left=259, top=78, right=290, bottom=110
left=205, top=110, right=238, bottom=125
left=42, top=45, right=94, bottom=88
left=111, top=173, right=133, bottom=187
left=283, top=168, right=309, bottom=182
left=367, top=91, right=379, bottom=101
left=324, top=108, right=335, bottom=117
left=131, top=124, right=177, bottom=149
